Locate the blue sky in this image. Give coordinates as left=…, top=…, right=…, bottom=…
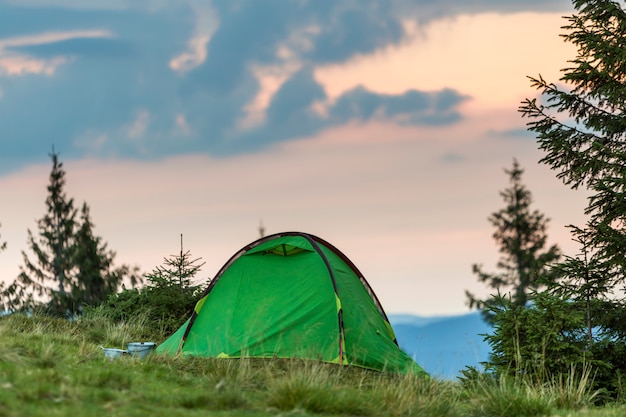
left=0, top=0, right=590, bottom=315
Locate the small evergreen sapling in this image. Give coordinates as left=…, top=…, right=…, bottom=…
left=100, top=235, right=207, bottom=335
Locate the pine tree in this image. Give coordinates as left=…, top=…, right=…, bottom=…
left=519, top=0, right=626, bottom=287
left=99, top=235, right=205, bottom=334
left=519, top=0, right=626, bottom=343
left=550, top=225, right=611, bottom=346
left=466, top=159, right=561, bottom=313
left=72, top=202, right=141, bottom=311
left=146, top=234, right=205, bottom=290
left=16, top=149, right=78, bottom=315
left=478, top=1, right=626, bottom=394
left=515, top=2, right=626, bottom=391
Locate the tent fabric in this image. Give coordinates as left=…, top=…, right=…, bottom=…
left=157, top=232, right=427, bottom=375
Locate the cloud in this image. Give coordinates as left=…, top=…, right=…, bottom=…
left=393, top=0, right=572, bottom=23
left=127, top=109, right=151, bottom=139
left=182, top=1, right=290, bottom=96
left=174, top=114, right=191, bottom=136
left=0, top=55, right=68, bottom=76
left=266, top=69, right=327, bottom=125
left=0, top=30, right=111, bottom=76
left=12, top=37, right=134, bottom=60
left=179, top=0, right=420, bottom=96
left=441, top=151, right=465, bottom=163
left=169, top=1, right=218, bottom=74
left=238, top=61, right=302, bottom=129
left=330, top=86, right=469, bottom=125
left=222, top=70, right=469, bottom=154
left=0, top=5, right=133, bottom=39
left=304, top=1, right=404, bottom=63
left=492, top=128, right=538, bottom=140
left=169, top=35, right=209, bottom=73
left=74, top=132, right=108, bottom=155
left=1, top=0, right=139, bottom=10
left=0, top=3, right=194, bottom=165
left=315, top=11, right=576, bottom=109
left=0, top=30, right=112, bottom=49
left=0, top=0, right=572, bottom=175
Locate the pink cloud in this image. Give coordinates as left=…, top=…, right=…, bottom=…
left=0, top=55, right=68, bottom=76
left=0, top=30, right=112, bottom=77
left=314, top=12, right=576, bottom=110
left=169, top=2, right=218, bottom=74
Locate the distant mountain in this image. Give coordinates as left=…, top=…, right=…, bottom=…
left=388, top=312, right=492, bottom=379
left=386, top=314, right=450, bottom=327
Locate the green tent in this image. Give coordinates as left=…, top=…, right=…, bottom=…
left=157, top=232, right=427, bottom=375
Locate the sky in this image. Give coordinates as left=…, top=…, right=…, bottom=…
left=0, top=0, right=592, bottom=316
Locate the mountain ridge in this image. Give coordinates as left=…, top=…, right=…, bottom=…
left=388, top=311, right=492, bottom=379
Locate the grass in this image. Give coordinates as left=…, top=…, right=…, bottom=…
left=0, top=313, right=622, bottom=417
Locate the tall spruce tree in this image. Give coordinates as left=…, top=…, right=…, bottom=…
left=17, top=149, right=78, bottom=315
left=467, top=159, right=561, bottom=312
left=519, top=0, right=626, bottom=287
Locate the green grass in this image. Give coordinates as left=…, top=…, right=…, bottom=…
left=0, top=313, right=622, bottom=417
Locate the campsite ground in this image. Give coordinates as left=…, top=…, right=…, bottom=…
left=0, top=313, right=624, bottom=417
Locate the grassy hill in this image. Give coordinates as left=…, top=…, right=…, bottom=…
left=0, top=313, right=622, bottom=417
